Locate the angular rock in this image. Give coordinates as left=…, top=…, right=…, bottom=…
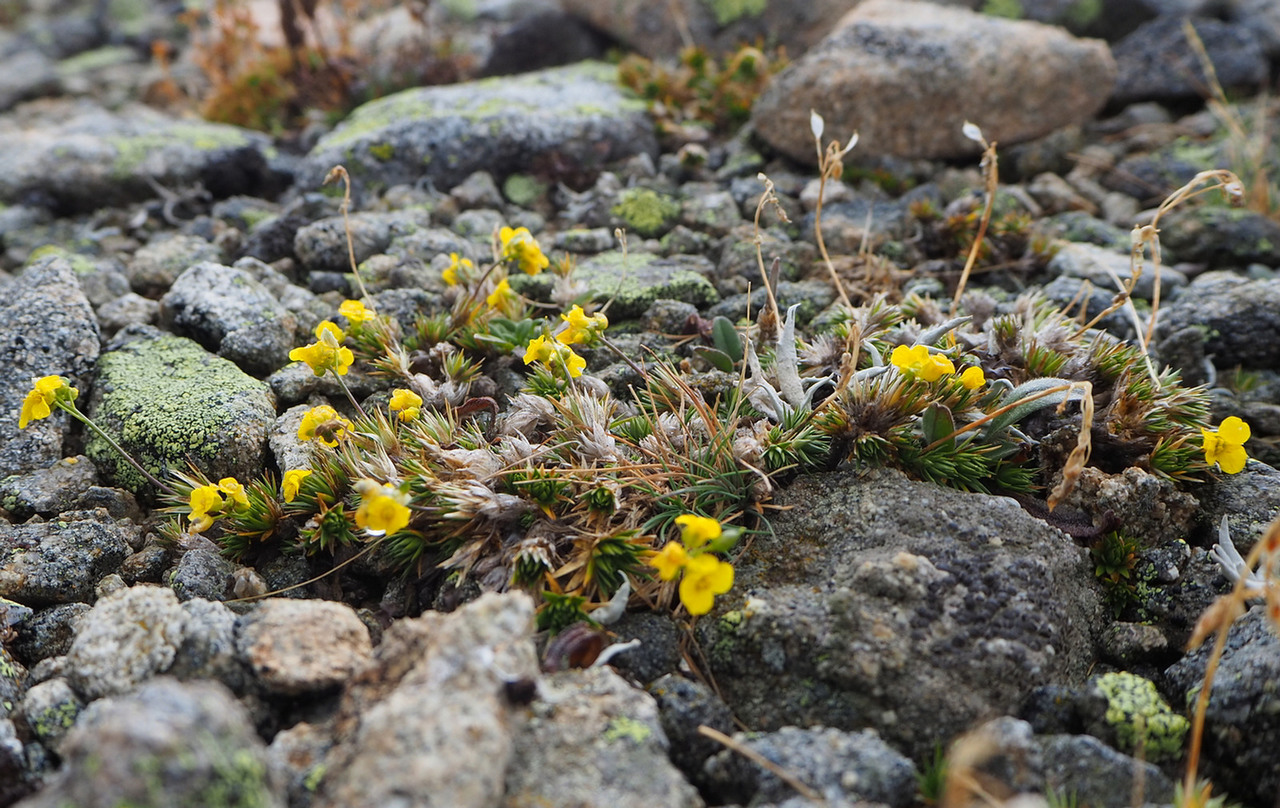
left=1048, top=240, right=1186, bottom=301
left=0, top=517, right=131, bottom=606
left=159, top=262, right=299, bottom=376
left=19, top=677, right=82, bottom=752
left=316, top=593, right=539, bottom=808
left=0, top=455, right=99, bottom=522
left=64, top=585, right=188, bottom=700
left=236, top=598, right=372, bottom=696
left=702, top=725, right=916, bottom=807
left=1156, top=273, right=1280, bottom=372
left=648, top=674, right=735, bottom=790
left=0, top=254, right=99, bottom=478
left=1111, top=16, right=1267, bottom=105
left=0, top=98, right=276, bottom=214
left=12, top=602, right=91, bottom=664
left=301, top=62, right=656, bottom=196
left=751, top=0, right=1116, bottom=163
left=168, top=598, right=246, bottom=692
left=506, top=666, right=703, bottom=808
left=292, top=210, right=426, bottom=275
left=126, top=233, right=223, bottom=297
left=562, top=0, right=859, bottom=58
left=0, top=47, right=59, bottom=113
left=701, top=468, right=1102, bottom=759
left=1164, top=607, right=1280, bottom=808
left=516, top=251, right=718, bottom=320
left=85, top=327, right=276, bottom=498
left=1039, top=733, right=1175, bottom=807
left=168, top=547, right=235, bottom=603
left=15, top=678, right=283, bottom=808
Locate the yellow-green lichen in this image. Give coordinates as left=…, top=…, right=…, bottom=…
left=1095, top=672, right=1188, bottom=763
left=612, top=188, right=680, bottom=238
left=603, top=716, right=653, bottom=744
left=32, top=700, right=80, bottom=742
left=107, top=124, right=252, bottom=181
left=703, top=0, right=766, bottom=26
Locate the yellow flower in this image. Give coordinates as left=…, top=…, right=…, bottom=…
left=289, top=321, right=354, bottom=377
left=675, top=514, right=722, bottom=549
left=281, top=469, right=312, bottom=503
left=354, top=484, right=412, bottom=535
left=523, top=335, right=555, bottom=366
left=558, top=305, right=608, bottom=345
left=959, top=366, right=986, bottom=390
left=442, top=253, right=472, bottom=286
left=486, top=278, right=516, bottom=310
left=217, top=477, right=249, bottom=509
left=339, top=299, right=376, bottom=325
left=1203, top=416, right=1251, bottom=474
left=563, top=347, right=586, bottom=378
left=389, top=388, right=423, bottom=422
left=650, top=541, right=689, bottom=581
left=500, top=226, right=549, bottom=275
left=188, top=484, right=224, bottom=533
left=678, top=554, right=734, bottom=616
left=18, top=375, right=76, bottom=429
left=890, top=344, right=955, bottom=382
left=297, top=405, right=352, bottom=447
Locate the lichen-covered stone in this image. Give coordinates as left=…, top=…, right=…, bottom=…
left=16, top=677, right=283, bottom=808
left=19, top=677, right=81, bottom=751
left=0, top=518, right=131, bottom=606
left=1085, top=672, right=1188, bottom=763
left=0, top=254, right=99, bottom=478
left=612, top=188, right=681, bottom=238
left=301, top=62, right=656, bottom=195
left=64, top=585, right=188, bottom=700
left=516, top=251, right=718, bottom=320
left=85, top=327, right=275, bottom=499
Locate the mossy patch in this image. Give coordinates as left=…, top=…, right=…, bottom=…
left=612, top=188, right=681, bottom=238
left=86, top=334, right=275, bottom=497
left=106, top=124, right=252, bottom=181
left=603, top=716, right=653, bottom=744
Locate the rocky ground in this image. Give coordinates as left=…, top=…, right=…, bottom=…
left=2, top=1, right=1280, bottom=807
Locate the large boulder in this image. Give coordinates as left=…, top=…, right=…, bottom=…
left=701, top=467, right=1103, bottom=758
left=751, top=0, right=1116, bottom=163
left=300, top=62, right=657, bottom=196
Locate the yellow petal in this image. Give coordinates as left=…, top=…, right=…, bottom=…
left=1216, top=444, right=1249, bottom=474
left=1218, top=416, right=1251, bottom=446
left=675, top=514, right=721, bottom=548
left=650, top=542, right=688, bottom=581
left=959, top=366, right=985, bottom=389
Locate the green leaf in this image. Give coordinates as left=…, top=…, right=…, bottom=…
left=711, top=316, right=743, bottom=362
left=983, top=377, right=1082, bottom=438
left=693, top=346, right=735, bottom=373
left=922, top=403, right=955, bottom=447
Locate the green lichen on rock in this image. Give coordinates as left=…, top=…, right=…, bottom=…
left=612, top=188, right=681, bottom=238
left=603, top=716, right=653, bottom=744
left=24, top=245, right=97, bottom=276
left=86, top=333, right=275, bottom=497
left=1094, top=672, right=1188, bottom=762
left=106, top=123, right=252, bottom=181
left=33, top=700, right=81, bottom=743
left=702, top=0, right=767, bottom=26
left=503, top=173, right=545, bottom=207
left=515, top=250, right=718, bottom=320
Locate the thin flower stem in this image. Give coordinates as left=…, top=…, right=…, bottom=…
left=60, top=403, right=175, bottom=495
left=331, top=372, right=368, bottom=419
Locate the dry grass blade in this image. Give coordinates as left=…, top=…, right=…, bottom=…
left=950, top=124, right=998, bottom=319
left=697, top=725, right=825, bottom=803
left=1047, top=381, right=1093, bottom=511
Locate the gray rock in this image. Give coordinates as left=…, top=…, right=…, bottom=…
left=64, top=585, right=188, bottom=700
left=752, top=1, right=1115, bottom=163
left=703, top=725, right=916, bottom=807
left=506, top=665, right=703, bottom=808
left=0, top=517, right=131, bottom=606
left=15, top=678, right=283, bottom=808
left=0, top=254, right=99, bottom=478
left=517, top=251, right=718, bottom=320
left=0, top=455, right=99, bottom=521
left=1195, top=462, right=1280, bottom=554
left=169, top=598, right=245, bottom=692
left=1164, top=607, right=1280, bottom=807
left=85, top=328, right=276, bottom=498
left=0, top=48, right=59, bottom=113
left=1157, top=206, right=1280, bottom=268
left=266, top=721, right=333, bottom=808
left=562, top=0, right=857, bottom=58
left=648, top=674, right=736, bottom=789
left=18, top=677, right=81, bottom=751
left=608, top=611, right=683, bottom=686
left=301, top=62, right=656, bottom=196
left=126, top=233, right=222, bottom=297
left=702, top=468, right=1102, bottom=759
left=12, top=603, right=91, bottom=665
left=450, top=170, right=505, bottom=210
left=236, top=599, right=372, bottom=696
left=1111, top=16, right=1267, bottom=105
left=95, top=292, right=158, bottom=336
left=1048, top=241, right=1186, bottom=301
left=0, top=99, right=275, bottom=214
left=1232, top=0, right=1280, bottom=57
left=169, top=547, right=234, bottom=603
left=707, top=281, right=837, bottom=326
left=293, top=210, right=426, bottom=275
left=1156, top=273, right=1280, bottom=372
left=159, top=262, right=298, bottom=376
left=1053, top=466, right=1199, bottom=546
left=680, top=189, right=744, bottom=237
left=1, top=645, right=29, bottom=717
left=554, top=228, right=617, bottom=254
left=1038, top=733, right=1174, bottom=807
left=316, top=592, right=539, bottom=808
left=0, top=715, right=36, bottom=804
